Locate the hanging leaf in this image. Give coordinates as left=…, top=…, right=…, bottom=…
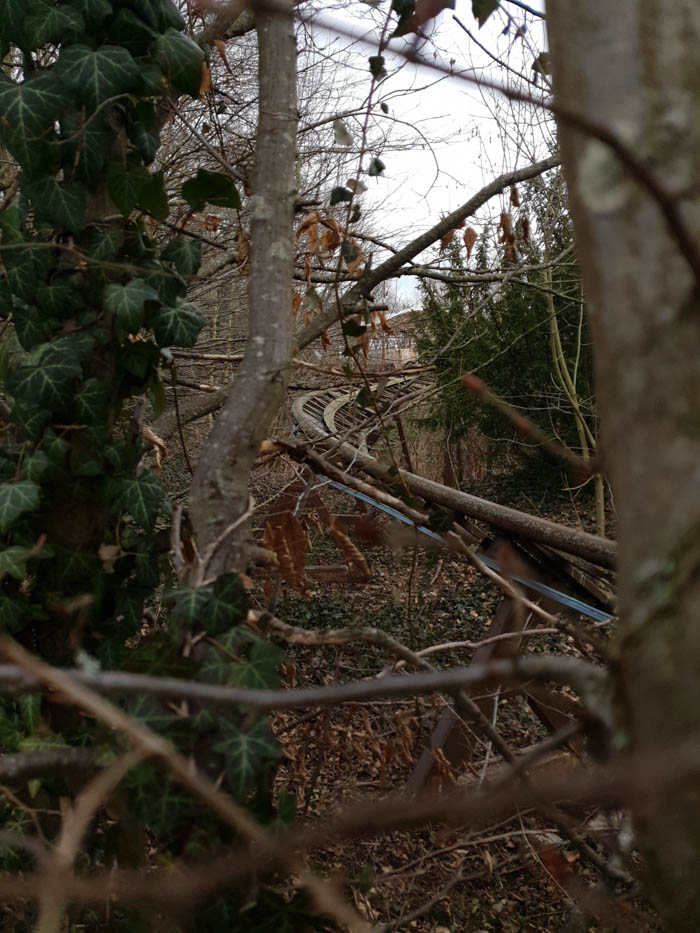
left=533, top=51, right=551, bottom=77
left=182, top=168, right=242, bottom=211
left=440, top=228, right=457, bottom=251
left=368, top=156, right=385, bottom=177
left=472, top=0, right=499, bottom=27
left=368, top=55, right=387, bottom=80
left=342, top=318, right=366, bottom=338
left=137, top=170, right=169, bottom=222
left=330, top=186, right=353, bottom=206
left=392, top=0, right=456, bottom=37
left=463, top=226, right=478, bottom=259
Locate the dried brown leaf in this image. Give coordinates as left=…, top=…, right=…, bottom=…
left=440, top=228, right=457, bottom=251
left=463, top=226, right=478, bottom=260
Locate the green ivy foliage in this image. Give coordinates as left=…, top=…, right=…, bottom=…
left=0, top=2, right=284, bottom=928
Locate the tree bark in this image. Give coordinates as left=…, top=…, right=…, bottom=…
left=187, top=0, right=297, bottom=578
left=547, top=2, right=700, bottom=926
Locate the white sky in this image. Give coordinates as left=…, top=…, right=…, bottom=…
left=310, top=0, right=550, bottom=302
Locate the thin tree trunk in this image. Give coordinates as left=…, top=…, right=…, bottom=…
left=547, top=2, right=700, bottom=926
left=188, top=0, right=297, bottom=579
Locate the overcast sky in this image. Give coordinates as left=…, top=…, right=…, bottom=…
left=311, top=0, right=550, bottom=303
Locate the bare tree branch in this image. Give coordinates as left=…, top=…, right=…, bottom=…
left=0, top=652, right=608, bottom=716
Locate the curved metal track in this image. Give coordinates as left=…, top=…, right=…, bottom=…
left=291, top=375, right=616, bottom=622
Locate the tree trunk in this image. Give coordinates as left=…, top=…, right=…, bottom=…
left=188, top=0, right=297, bottom=579
left=547, top=3, right=700, bottom=926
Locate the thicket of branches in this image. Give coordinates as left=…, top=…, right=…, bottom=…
left=0, top=0, right=698, bottom=930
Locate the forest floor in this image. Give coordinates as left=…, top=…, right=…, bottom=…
left=248, top=473, right=656, bottom=933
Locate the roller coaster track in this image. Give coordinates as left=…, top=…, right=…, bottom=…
left=291, top=374, right=616, bottom=621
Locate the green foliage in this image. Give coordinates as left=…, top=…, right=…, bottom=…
left=0, top=3, right=291, bottom=928
left=182, top=168, right=242, bottom=212
left=416, top=181, right=595, bottom=476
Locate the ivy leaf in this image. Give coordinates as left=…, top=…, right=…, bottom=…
left=129, top=120, right=160, bottom=166
left=104, top=279, right=159, bottom=334
left=9, top=402, right=49, bottom=440
left=0, top=482, right=40, bottom=531
left=3, top=242, right=51, bottom=301
left=368, top=156, right=385, bottom=177
left=25, top=3, right=83, bottom=47
left=109, top=8, right=158, bottom=57
left=213, top=719, right=280, bottom=799
left=8, top=340, right=83, bottom=409
left=51, top=545, right=99, bottom=585
left=181, top=168, right=241, bottom=212
left=56, top=45, right=142, bottom=111
left=472, top=0, right=499, bottom=27
left=117, top=339, right=160, bottom=383
left=229, top=639, right=282, bottom=690
left=19, top=450, right=50, bottom=483
left=153, top=29, right=205, bottom=98
left=137, top=170, right=168, bottom=222
left=60, top=110, right=110, bottom=185
left=200, top=573, right=248, bottom=635
left=25, top=177, right=86, bottom=235
left=0, top=546, right=34, bottom=580
left=138, top=0, right=186, bottom=32
left=74, top=378, right=111, bottom=424
left=111, top=469, right=164, bottom=531
left=330, top=186, right=353, bottom=206
left=0, top=73, right=63, bottom=176
left=85, top=226, right=124, bottom=263
left=171, top=584, right=213, bottom=630
left=12, top=303, right=56, bottom=350
left=107, top=163, right=149, bottom=218
left=66, top=0, right=113, bottom=29
left=148, top=298, right=204, bottom=348
left=36, top=279, right=81, bottom=317
left=161, top=237, right=202, bottom=276
left=0, top=596, right=26, bottom=633
left=0, top=0, right=31, bottom=47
